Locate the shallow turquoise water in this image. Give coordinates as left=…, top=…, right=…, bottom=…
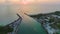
left=17, top=13, right=47, bottom=34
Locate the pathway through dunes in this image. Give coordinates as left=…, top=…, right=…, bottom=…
left=17, top=12, right=47, bottom=34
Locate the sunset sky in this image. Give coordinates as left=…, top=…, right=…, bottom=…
left=0, top=0, right=60, bottom=4
left=9, top=0, right=60, bottom=4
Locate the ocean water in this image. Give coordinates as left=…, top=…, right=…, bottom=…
left=17, top=12, right=47, bottom=34
left=0, top=3, right=18, bottom=26
left=0, top=1, right=60, bottom=34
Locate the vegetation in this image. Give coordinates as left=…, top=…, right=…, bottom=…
left=53, top=32, right=59, bottom=34
left=0, top=26, right=13, bottom=34
left=50, top=20, right=60, bottom=29
left=29, top=14, right=43, bottom=19
left=54, top=11, right=60, bottom=15
left=49, top=17, right=55, bottom=23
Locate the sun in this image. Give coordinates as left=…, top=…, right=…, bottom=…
left=20, top=0, right=35, bottom=5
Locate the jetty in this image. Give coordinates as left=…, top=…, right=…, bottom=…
left=7, top=14, right=22, bottom=34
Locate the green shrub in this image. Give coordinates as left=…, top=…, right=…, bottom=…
left=0, top=26, right=13, bottom=34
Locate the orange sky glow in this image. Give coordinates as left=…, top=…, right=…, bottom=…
left=0, top=0, right=60, bottom=4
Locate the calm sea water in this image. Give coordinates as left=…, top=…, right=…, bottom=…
left=0, top=4, right=18, bottom=26
left=17, top=12, right=47, bottom=34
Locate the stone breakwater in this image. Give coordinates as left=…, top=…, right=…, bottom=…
left=7, top=14, right=22, bottom=34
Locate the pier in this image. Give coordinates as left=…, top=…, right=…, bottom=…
left=7, top=14, right=22, bottom=34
